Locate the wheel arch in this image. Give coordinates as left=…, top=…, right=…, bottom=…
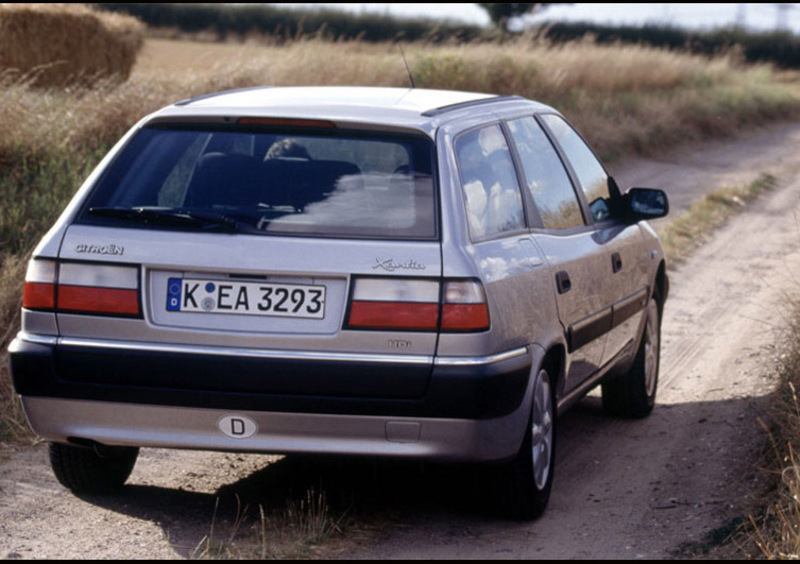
left=655, top=260, right=668, bottom=312
left=540, top=342, right=567, bottom=406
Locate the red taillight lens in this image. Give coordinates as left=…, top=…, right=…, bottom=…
left=348, top=301, right=440, bottom=331
left=23, top=282, right=56, bottom=310
left=57, top=286, right=140, bottom=316
left=441, top=304, right=491, bottom=332
left=22, top=259, right=141, bottom=318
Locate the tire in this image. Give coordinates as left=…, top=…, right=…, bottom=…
left=493, top=367, right=556, bottom=521
left=602, top=293, right=661, bottom=419
left=49, top=443, right=139, bottom=494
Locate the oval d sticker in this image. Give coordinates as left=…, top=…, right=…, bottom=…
left=218, top=415, right=258, bottom=439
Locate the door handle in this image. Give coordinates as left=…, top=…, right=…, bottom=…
left=556, top=271, right=572, bottom=294
left=612, top=253, right=623, bottom=274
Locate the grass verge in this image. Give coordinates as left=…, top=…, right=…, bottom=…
left=745, top=301, right=800, bottom=558
left=657, top=173, right=778, bottom=266
left=0, top=254, right=28, bottom=446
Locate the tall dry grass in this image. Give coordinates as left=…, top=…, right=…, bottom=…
left=0, top=255, right=26, bottom=444
left=746, top=298, right=800, bottom=559
left=7, top=37, right=796, bottom=167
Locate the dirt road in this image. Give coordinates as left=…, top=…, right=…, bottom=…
left=2, top=122, right=800, bottom=559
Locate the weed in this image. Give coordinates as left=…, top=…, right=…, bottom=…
left=189, top=490, right=347, bottom=560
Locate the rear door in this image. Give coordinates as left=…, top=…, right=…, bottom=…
left=56, top=122, right=443, bottom=399
left=505, top=116, right=611, bottom=394
left=539, top=114, right=650, bottom=368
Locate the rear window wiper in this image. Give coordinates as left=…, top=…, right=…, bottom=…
left=87, top=207, right=241, bottom=232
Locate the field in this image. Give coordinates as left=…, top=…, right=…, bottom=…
left=3, top=35, right=796, bottom=265
left=4, top=32, right=800, bottom=557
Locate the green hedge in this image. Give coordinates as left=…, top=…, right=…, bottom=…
left=92, top=4, right=800, bottom=69
left=541, top=22, right=800, bottom=69
left=92, top=3, right=487, bottom=43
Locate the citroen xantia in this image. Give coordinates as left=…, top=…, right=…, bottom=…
left=9, top=87, right=668, bottom=519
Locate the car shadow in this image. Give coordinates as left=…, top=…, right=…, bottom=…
left=77, top=390, right=773, bottom=558
left=78, top=449, right=491, bottom=557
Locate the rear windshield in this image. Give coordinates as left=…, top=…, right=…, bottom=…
left=78, top=125, right=438, bottom=240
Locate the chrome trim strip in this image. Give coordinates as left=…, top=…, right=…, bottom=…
left=17, top=334, right=528, bottom=368
left=435, top=347, right=529, bottom=367
left=55, top=337, right=433, bottom=366
left=14, top=332, right=58, bottom=347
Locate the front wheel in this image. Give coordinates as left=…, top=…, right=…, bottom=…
left=602, top=294, right=661, bottom=418
left=49, top=443, right=139, bottom=494
left=493, top=367, right=556, bottom=520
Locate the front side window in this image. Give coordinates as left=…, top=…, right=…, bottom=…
left=78, top=126, right=437, bottom=240
left=507, top=117, right=585, bottom=230
left=540, top=114, right=613, bottom=223
left=455, top=124, right=525, bottom=241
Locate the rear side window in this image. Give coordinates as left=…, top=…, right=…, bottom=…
left=455, top=125, right=525, bottom=241
left=507, top=117, right=585, bottom=230
left=79, top=126, right=437, bottom=240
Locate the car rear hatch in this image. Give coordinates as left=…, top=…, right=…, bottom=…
left=42, top=121, right=448, bottom=400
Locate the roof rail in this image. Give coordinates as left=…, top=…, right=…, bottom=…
left=174, top=86, right=274, bottom=107
left=421, top=95, right=527, bottom=118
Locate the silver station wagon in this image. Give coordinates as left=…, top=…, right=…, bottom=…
left=9, top=87, right=668, bottom=520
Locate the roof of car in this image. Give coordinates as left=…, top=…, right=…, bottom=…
left=149, top=86, right=547, bottom=134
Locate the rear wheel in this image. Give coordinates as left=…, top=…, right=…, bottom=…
left=49, top=443, right=139, bottom=494
left=493, top=367, right=556, bottom=520
left=602, top=293, right=661, bottom=418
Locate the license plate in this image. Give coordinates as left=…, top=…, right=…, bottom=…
left=167, top=278, right=326, bottom=319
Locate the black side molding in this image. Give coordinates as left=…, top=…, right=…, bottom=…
left=567, top=287, right=649, bottom=353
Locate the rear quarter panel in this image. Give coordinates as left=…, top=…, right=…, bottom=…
left=435, top=121, right=563, bottom=359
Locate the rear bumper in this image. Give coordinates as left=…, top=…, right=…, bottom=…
left=20, top=396, right=530, bottom=462
left=9, top=334, right=538, bottom=461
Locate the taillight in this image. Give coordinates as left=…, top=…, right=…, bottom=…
left=23, top=259, right=56, bottom=311
left=58, top=263, right=140, bottom=316
left=441, top=280, right=491, bottom=332
left=347, top=278, right=440, bottom=331
left=22, top=259, right=141, bottom=318
left=345, top=277, right=490, bottom=333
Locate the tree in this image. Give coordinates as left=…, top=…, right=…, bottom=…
left=478, top=3, right=559, bottom=30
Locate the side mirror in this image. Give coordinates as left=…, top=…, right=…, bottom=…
left=624, top=188, right=669, bottom=222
